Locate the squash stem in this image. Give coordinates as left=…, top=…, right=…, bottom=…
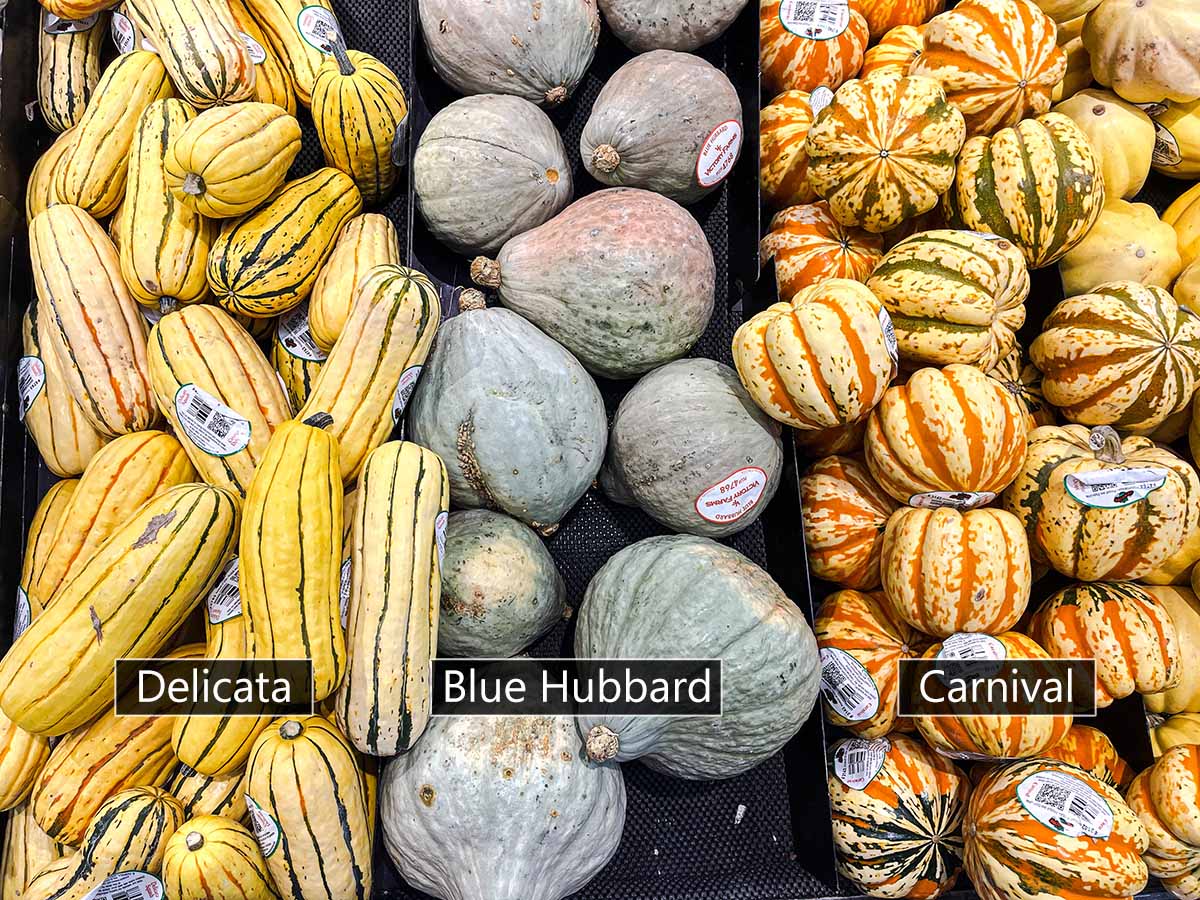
left=592, top=144, right=620, bottom=174
left=302, top=412, right=335, bottom=431
left=332, top=43, right=355, bottom=76
left=182, top=172, right=205, bottom=196
left=1088, top=426, right=1125, bottom=464
left=469, top=257, right=501, bottom=289
left=185, top=831, right=205, bottom=851
left=159, top=297, right=178, bottom=316
left=458, top=288, right=487, bottom=312
left=280, top=719, right=303, bottom=740
left=585, top=724, right=619, bottom=763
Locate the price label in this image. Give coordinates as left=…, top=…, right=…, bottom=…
left=339, top=557, right=352, bottom=628
left=694, top=467, right=768, bottom=525
left=245, top=795, right=281, bottom=857
left=434, top=511, right=448, bottom=570
left=296, top=5, right=345, bottom=54
left=1017, top=771, right=1113, bottom=839
left=13, top=587, right=31, bottom=640
left=696, top=120, right=742, bottom=189
left=391, top=366, right=423, bottom=424
left=908, top=490, right=995, bottom=511
left=175, top=384, right=252, bottom=457
left=17, top=356, right=46, bottom=421
left=206, top=556, right=242, bottom=625
left=44, top=12, right=99, bottom=34
left=819, top=647, right=879, bottom=722
left=241, top=32, right=268, bottom=63
left=832, top=738, right=889, bottom=790
left=1064, top=467, right=1168, bottom=509
left=277, top=302, right=326, bottom=362
left=778, top=0, right=850, bottom=40
left=81, top=871, right=164, bottom=900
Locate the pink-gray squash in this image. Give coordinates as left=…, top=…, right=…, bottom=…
left=580, top=50, right=744, bottom=203
left=417, top=0, right=600, bottom=106
left=599, top=0, right=751, bottom=51
left=469, top=187, right=715, bottom=379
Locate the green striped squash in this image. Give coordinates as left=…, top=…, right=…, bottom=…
left=865, top=229, right=1030, bottom=371
left=944, top=111, right=1105, bottom=268
left=37, top=9, right=105, bottom=133
left=829, top=734, right=969, bottom=899
left=207, top=168, right=363, bottom=318
left=1030, top=281, right=1200, bottom=432
left=163, top=763, right=247, bottom=822
left=245, top=716, right=372, bottom=900
left=335, top=441, right=449, bottom=756
left=271, top=301, right=325, bottom=411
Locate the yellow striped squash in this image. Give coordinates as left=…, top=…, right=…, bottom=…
left=1168, top=182, right=1200, bottom=273
left=37, top=9, right=105, bottom=134
left=245, top=716, right=371, bottom=900
left=163, top=815, right=277, bottom=900
left=307, top=213, right=401, bottom=351
left=28, top=431, right=196, bottom=611
left=163, top=764, right=246, bottom=822
left=172, top=556, right=271, bottom=778
left=865, top=364, right=1029, bottom=503
left=1002, top=424, right=1198, bottom=581
left=30, top=644, right=203, bottom=845
left=227, top=0, right=296, bottom=114
left=1149, top=713, right=1200, bottom=757
left=0, top=709, right=51, bottom=815
left=30, top=205, right=157, bottom=437
left=805, top=73, right=966, bottom=234
left=25, top=127, right=77, bottom=223
left=864, top=229, right=1030, bottom=370
left=1, top=800, right=63, bottom=900
left=241, top=419, right=344, bottom=700
left=23, top=787, right=184, bottom=900
left=335, top=442, right=448, bottom=755
left=945, top=111, right=1105, bottom=268
left=18, top=481, right=77, bottom=620
left=147, top=305, right=292, bottom=498
left=298, top=265, right=441, bottom=484
left=119, top=99, right=214, bottom=310
left=124, top=0, right=255, bottom=109
left=0, top=484, right=237, bottom=737
left=242, top=0, right=345, bottom=107
left=272, top=301, right=325, bottom=410
left=19, top=307, right=107, bottom=478
left=312, top=50, right=408, bottom=206
left=208, top=168, right=363, bottom=318
left=911, top=0, right=1065, bottom=137
left=880, top=507, right=1032, bottom=637
left=732, top=278, right=894, bottom=430
left=1030, top=281, right=1200, bottom=432
left=165, top=103, right=302, bottom=219
left=54, top=51, right=172, bottom=217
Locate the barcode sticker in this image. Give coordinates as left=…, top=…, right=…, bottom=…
left=695, top=467, right=769, bottom=524
left=1064, top=467, right=1168, bottom=509
left=1153, top=120, right=1183, bottom=167
left=206, top=556, right=242, bottom=625
left=434, top=511, right=448, bottom=570
left=277, top=302, right=327, bottom=362
left=241, top=32, right=268, bottom=63
left=245, top=795, right=281, bottom=857
left=819, top=647, right=880, bottom=722
left=878, top=308, right=898, bottom=377
left=44, top=12, right=100, bottom=33
left=111, top=12, right=136, bottom=52
left=296, top=5, right=345, bottom=54
left=833, top=738, right=889, bottom=790
left=80, top=871, right=164, bottom=900
left=1016, top=771, right=1113, bottom=839
left=908, top=490, right=995, bottom=511
left=391, top=365, right=423, bottom=424
left=937, top=633, right=1006, bottom=662
left=778, top=0, right=850, bottom=40
left=339, top=557, right=352, bottom=627
left=695, top=120, right=742, bottom=189
left=17, top=356, right=46, bottom=421
left=809, top=86, right=835, bottom=117
left=13, top=587, right=31, bottom=640
left=175, top=384, right=252, bottom=457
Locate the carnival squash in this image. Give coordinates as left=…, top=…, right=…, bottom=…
left=1040, top=725, right=1134, bottom=791
left=760, top=0, right=869, bottom=94
left=858, top=0, right=944, bottom=39
left=1082, top=0, right=1200, bottom=103
left=760, top=90, right=818, bottom=209
left=795, top=420, right=869, bottom=456
left=1145, top=586, right=1200, bottom=713
left=1127, top=746, right=1200, bottom=900
left=861, top=24, right=926, bottom=78
left=761, top=202, right=883, bottom=300
left=1053, top=89, right=1155, bottom=199
left=986, top=347, right=1056, bottom=429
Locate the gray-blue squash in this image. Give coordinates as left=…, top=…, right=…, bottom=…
left=407, top=304, right=607, bottom=533
left=438, top=509, right=566, bottom=657
left=380, top=715, right=626, bottom=900
left=599, top=0, right=751, bottom=51
left=574, top=535, right=820, bottom=780
left=600, top=358, right=783, bottom=537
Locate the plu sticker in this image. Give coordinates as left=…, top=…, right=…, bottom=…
left=241, top=32, right=268, bottom=64
left=1064, top=467, right=1168, bottom=509
left=277, top=303, right=326, bottom=362
left=174, top=384, right=252, bottom=457
left=907, top=490, right=995, bottom=511
left=44, top=12, right=100, bottom=34
left=819, top=647, right=880, bottom=722
left=778, top=0, right=850, bottom=40
left=1016, top=771, right=1113, bottom=839
left=434, top=510, right=448, bottom=570
left=296, top=5, right=345, bottom=54
left=142, top=305, right=166, bottom=326
left=339, top=557, right=352, bottom=627
left=937, top=632, right=1006, bottom=662
left=13, top=587, right=31, bottom=640
left=245, top=795, right=281, bottom=857
left=694, top=466, right=769, bottom=525
left=391, top=366, right=423, bottom=424
left=878, top=307, right=899, bottom=377
left=80, top=871, right=164, bottom=900
left=17, top=356, right=46, bottom=421
left=808, top=86, right=835, bottom=117
left=111, top=12, right=136, bottom=53
left=1153, top=120, right=1183, bottom=167
left=1136, top=100, right=1170, bottom=118
left=206, top=556, right=242, bottom=625
left=832, top=738, right=889, bottom=790
left=696, top=119, right=742, bottom=189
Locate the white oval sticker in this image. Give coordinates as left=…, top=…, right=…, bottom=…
left=241, top=32, right=268, bottom=64
left=277, top=302, right=327, bottom=362
left=694, top=466, right=769, bottom=525
left=696, top=119, right=742, bottom=189
left=140, top=35, right=159, bottom=53
left=819, top=647, right=880, bottom=722
left=13, top=587, right=31, bottom=640
left=175, top=384, right=252, bottom=457
left=779, top=0, right=850, bottom=39
left=1064, top=467, right=1168, bottom=509
left=17, top=356, right=46, bottom=421
left=1016, top=770, right=1113, bottom=839
left=111, top=12, right=136, bottom=53
left=434, top=510, right=448, bottom=570
left=809, top=85, right=835, bottom=117
left=938, top=632, right=1006, bottom=662
left=44, top=12, right=100, bottom=34
left=339, top=557, right=352, bottom=628
left=81, top=871, right=165, bottom=900
left=245, top=795, right=280, bottom=857
left=391, top=365, right=423, bottom=424
left=1153, top=121, right=1183, bottom=167
left=833, top=738, right=890, bottom=790
left=908, top=490, right=996, bottom=511
left=878, top=307, right=898, bottom=377
left=296, top=5, right=344, bottom=54
left=206, top=556, right=242, bottom=625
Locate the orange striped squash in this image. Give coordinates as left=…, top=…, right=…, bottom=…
left=864, top=364, right=1029, bottom=504
left=914, top=632, right=1072, bottom=758
left=815, top=590, right=926, bottom=738
left=985, top=346, right=1056, bottom=431
left=861, top=24, right=926, bottom=78
left=1129, top=745, right=1200, bottom=899
left=911, top=0, right=1067, bottom=137
left=732, top=278, right=895, bottom=429
left=1039, top=725, right=1134, bottom=792
left=829, top=735, right=968, bottom=899
left=760, top=91, right=818, bottom=209
left=857, top=0, right=944, bottom=40
left=965, top=759, right=1148, bottom=900
left=761, top=202, right=883, bottom=301
left=800, top=456, right=899, bottom=590
left=880, top=507, right=1031, bottom=637
left=794, top=419, right=868, bottom=457
left=806, top=73, right=966, bottom=234
left=1029, top=582, right=1180, bottom=707
left=760, top=0, right=869, bottom=95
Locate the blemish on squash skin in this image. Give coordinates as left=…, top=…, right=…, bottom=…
left=419, top=784, right=436, bottom=806
left=132, top=510, right=176, bottom=548
left=503, top=767, right=515, bottom=779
